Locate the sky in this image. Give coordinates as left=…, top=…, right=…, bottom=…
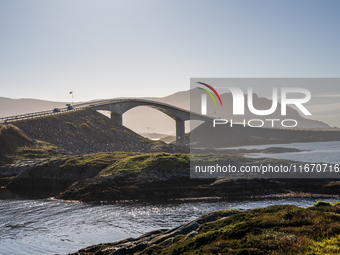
left=1, top=0, right=340, bottom=126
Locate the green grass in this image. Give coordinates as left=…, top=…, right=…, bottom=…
left=307, top=234, right=340, bottom=254
left=0, top=124, right=31, bottom=153
left=0, top=123, right=75, bottom=166
left=80, top=123, right=91, bottom=130
left=100, top=152, right=189, bottom=176
left=17, top=152, right=138, bottom=177
left=59, top=152, right=134, bottom=170
left=140, top=137, right=164, bottom=144
left=136, top=202, right=340, bottom=255
left=313, top=200, right=333, bottom=207
left=0, top=139, right=67, bottom=166
left=66, top=122, right=77, bottom=129
left=15, top=140, right=65, bottom=158
left=94, top=152, right=249, bottom=177
left=0, top=124, right=36, bottom=165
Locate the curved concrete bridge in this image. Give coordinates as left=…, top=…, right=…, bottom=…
left=0, top=98, right=212, bottom=145
left=91, top=99, right=212, bottom=145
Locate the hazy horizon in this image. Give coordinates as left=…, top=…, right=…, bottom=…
left=1, top=85, right=339, bottom=133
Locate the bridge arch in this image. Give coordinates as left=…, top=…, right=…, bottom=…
left=91, top=99, right=211, bottom=145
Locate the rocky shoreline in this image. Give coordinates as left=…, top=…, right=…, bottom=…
left=71, top=202, right=340, bottom=255
left=71, top=209, right=240, bottom=255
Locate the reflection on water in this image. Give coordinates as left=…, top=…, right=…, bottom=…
left=0, top=188, right=23, bottom=200
left=1, top=190, right=339, bottom=255
left=0, top=188, right=59, bottom=200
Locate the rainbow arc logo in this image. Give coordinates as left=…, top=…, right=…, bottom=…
left=196, top=82, right=222, bottom=115
left=196, top=82, right=223, bottom=106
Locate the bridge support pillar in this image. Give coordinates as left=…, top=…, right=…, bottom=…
left=176, top=119, right=185, bottom=145
left=110, top=112, right=122, bottom=125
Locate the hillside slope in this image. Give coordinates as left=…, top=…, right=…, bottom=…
left=13, top=109, right=179, bottom=154
left=0, top=125, right=33, bottom=156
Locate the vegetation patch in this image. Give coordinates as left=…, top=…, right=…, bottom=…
left=307, top=234, right=340, bottom=254
left=14, top=140, right=65, bottom=159
left=80, top=123, right=91, bottom=130
left=140, top=137, right=164, bottom=144
left=0, top=125, right=34, bottom=164
left=313, top=200, right=333, bottom=207
left=66, top=122, right=77, bottom=129
left=136, top=203, right=340, bottom=255
left=100, top=152, right=189, bottom=176
left=59, top=152, right=135, bottom=170
left=0, top=124, right=32, bottom=155
left=0, top=124, right=66, bottom=166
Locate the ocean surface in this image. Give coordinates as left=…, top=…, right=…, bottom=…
left=0, top=189, right=339, bottom=255
left=222, top=141, right=340, bottom=164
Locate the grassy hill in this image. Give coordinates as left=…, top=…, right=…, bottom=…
left=0, top=124, right=33, bottom=156
left=0, top=124, right=65, bottom=166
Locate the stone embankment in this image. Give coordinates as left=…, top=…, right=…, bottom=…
left=14, top=108, right=188, bottom=155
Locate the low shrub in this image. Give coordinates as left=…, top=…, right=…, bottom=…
left=313, top=200, right=333, bottom=207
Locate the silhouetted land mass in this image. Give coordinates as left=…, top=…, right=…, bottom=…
left=0, top=96, right=69, bottom=117
left=191, top=122, right=340, bottom=148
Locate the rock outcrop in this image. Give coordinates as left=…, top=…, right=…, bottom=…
left=0, top=158, right=48, bottom=177
left=71, top=209, right=240, bottom=255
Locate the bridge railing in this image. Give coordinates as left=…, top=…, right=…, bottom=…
left=0, top=106, right=89, bottom=124
left=90, top=98, right=188, bottom=112
left=0, top=98, right=121, bottom=124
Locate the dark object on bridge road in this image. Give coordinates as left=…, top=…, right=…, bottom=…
left=67, top=105, right=74, bottom=110
left=53, top=108, right=60, bottom=113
